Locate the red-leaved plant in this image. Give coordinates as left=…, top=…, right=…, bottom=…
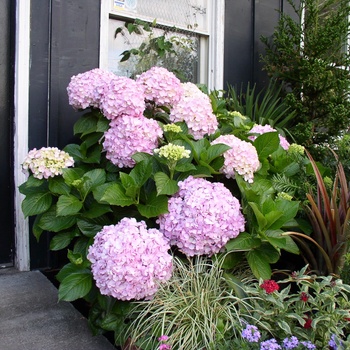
left=285, top=150, right=350, bottom=275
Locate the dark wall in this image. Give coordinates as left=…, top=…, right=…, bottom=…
left=224, top=0, right=298, bottom=92
left=29, top=0, right=100, bottom=269
left=0, top=0, right=14, bottom=265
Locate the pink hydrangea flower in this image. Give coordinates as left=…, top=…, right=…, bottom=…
left=157, top=176, right=245, bottom=256
left=170, top=82, right=218, bottom=140
left=87, top=218, right=173, bottom=301
left=22, top=147, right=74, bottom=179
left=136, top=66, right=183, bottom=107
left=99, top=76, right=146, bottom=120
left=211, top=135, right=260, bottom=183
left=248, top=124, right=290, bottom=150
left=103, top=114, right=163, bottom=168
left=67, top=68, right=116, bottom=110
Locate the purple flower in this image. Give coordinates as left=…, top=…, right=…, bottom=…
left=67, top=68, right=116, bottom=110
left=136, top=66, right=183, bottom=107
left=211, top=134, right=260, bottom=183
left=248, top=124, right=290, bottom=150
left=329, top=334, right=340, bottom=350
left=103, top=114, right=163, bottom=168
left=241, top=324, right=261, bottom=343
left=99, top=76, right=146, bottom=120
left=157, top=176, right=245, bottom=257
left=87, top=218, right=173, bottom=300
left=260, top=338, right=281, bottom=350
left=300, top=341, right=316, bottom=349
left=282, top=336, right=299, bottom=349
left=169, top=82, right=218, bottom=140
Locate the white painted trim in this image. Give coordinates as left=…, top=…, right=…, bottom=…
left=14, top=0, right=31, bottom=271
left=207, top=0, right=225, bottom=91
left=99, top=0, right=225, bottom=90
left=99, top=0, right=110, bottom=69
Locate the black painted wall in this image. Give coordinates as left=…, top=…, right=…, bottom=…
left=29, top=0, right=100, bottom=269
left=0, top=0, right=14, bottom=265
left=224, top=0, right=299, bottom=92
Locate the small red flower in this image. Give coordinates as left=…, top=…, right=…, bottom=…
left=303, top=316, right=312, bottom=329
left=300, top=292, right=309, bottom=302
left=260, top=280, right=280, bottom=294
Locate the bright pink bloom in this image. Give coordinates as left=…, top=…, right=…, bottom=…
left=136, top=66, right=183, bottom=107
left=99, top=76, right=146, bottom=120
left=87, top=218, right=173, bottom=301
left=157, top=176, right=245, bottom=256
left=169, top=82, right=218, bottom=140
left=103, top=114, right=163, bottom=168
left=211, top=134, right=260, bottom=183
left=67, top=68, right=116, bottom=110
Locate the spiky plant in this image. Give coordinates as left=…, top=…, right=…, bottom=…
left=125, top=256, right=254, bottom=350
left=284, top=150, right=350, bottom=275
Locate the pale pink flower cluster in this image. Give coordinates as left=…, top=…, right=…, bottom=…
left=22, top=147, right=74, bottom=179
left=67, top=68, right=116, bottom=110
left=169, top=82, right=218, bottom=140
left=103, top=115, right=163, bottom=168
left=87, top=218, right=173, bottom=301
left=136, top=66, right=183, bottom=107
left=157, top=176, right=245, bottom=256
left=99, top=76, right=146, bottom=120
left=211, top=135, right=260, bottom=183
left=248, top=124, right=290, bottom=150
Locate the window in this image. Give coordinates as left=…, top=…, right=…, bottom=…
left=100, top=0, right=224, bottom=90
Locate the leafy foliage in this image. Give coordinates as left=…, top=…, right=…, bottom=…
left=261, top=0, right=350, bottom=147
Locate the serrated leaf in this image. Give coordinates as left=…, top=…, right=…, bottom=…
left=56, top=195, right=83, bottom=216
left=62, top=168, right=85, bottom=185
left=56, top=263, right=84, bottom=283
left=22, top=192, right=52, bottom=217
left=207, top=143, right=231, bottom=162
left=137, top=193, right=168, bottom=218
left=83, top=168, right=106, bottom=189
left=77, top=219, right=103, bottom=237
left=19, top=176, right=47, bottom=195
left=63, top=144, right=83, bottom=162
left=74, top=113, right=98, bottom=136
left=58, top=271, right=92, bottom=301
left=48, top=177, right=71, bottom=195
left=253, top=132, right=279, bottom=158
left=246, top=250, right=272, bottom=279
left=119, top=172, right=138, bottom=199
left=32, top=214, right=44, bottom=241
left=154, top=172, right=179, bottom=195
left=38, top=206, right=76, bottom=232
left=100, top=183, right=135, bottom=207
left=225, top=232, right=261, bottom=251
left=82, top=202, right=112, bottom=219
left=249, top=202, right=267, bottom=230
left=50, top=230, right=78, bottom=251
left=129, top=160, right=152, bottom=187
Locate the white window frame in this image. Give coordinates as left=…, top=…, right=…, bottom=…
left=99, top=0, right=225, bottom=90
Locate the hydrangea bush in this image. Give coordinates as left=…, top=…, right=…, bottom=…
left=19, top=66, right=350, bottom=348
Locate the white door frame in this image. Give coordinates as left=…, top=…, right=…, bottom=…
left=14, top=0, right=31, bottom=271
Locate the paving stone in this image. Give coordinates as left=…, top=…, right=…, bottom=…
left=0, top=268, right=116, bottom=350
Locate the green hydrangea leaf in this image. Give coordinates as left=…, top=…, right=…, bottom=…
left=58, top=270, right=92, bottom=301
left=56, top=195, right=83, bottom=216
left=21, top=192, right=52, bottom=217
left=154, top=172, right=179, bottom=195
